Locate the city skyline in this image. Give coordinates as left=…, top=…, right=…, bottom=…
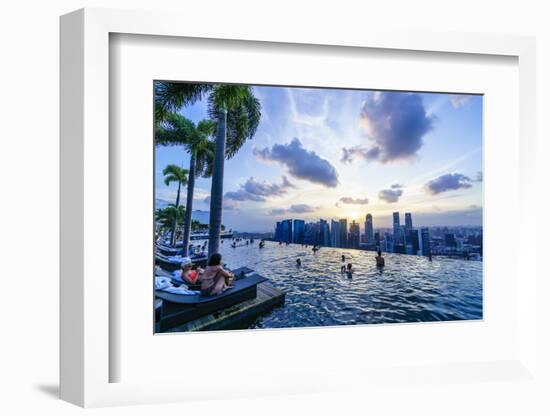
left=156, top=86, right=483, bottom=232
left=273, top=210, right=482, bottom=260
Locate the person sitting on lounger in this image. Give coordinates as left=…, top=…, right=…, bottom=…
left=198, top=253, right=234, bottom=296
left=179, top=258, right=202, bottom=285
left=375, top=250, right=385, bottom=267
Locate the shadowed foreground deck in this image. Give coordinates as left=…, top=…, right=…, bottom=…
left=160, top=282, right=285, bottom=332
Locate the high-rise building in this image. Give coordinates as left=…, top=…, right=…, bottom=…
left=444, top=233, right=457, bottom=248
left=281, top=219, right=293, bottom=243
left=374, top=231, right=381, bottom=249
left=405, top=212, right=413, bottom=230
left=410, top=229, right=420, bottom=255
left=339, top=219, right=348, bottom=248
left=393, top=212, right=400, bottom=234
left=293, top=219, right=305, bottom=244
left=421, top=227, right=431, bottom=256
left=365, top=214, right=374, bottom=244
left=274, top=221, right=282, bottom=241
left=331, top=220, right=341, bottom=248
left=349, top=221, right=360, bottom=249
left=319, top=219, right=331, bottom=246
left=304, top=222, right=320, bottom=246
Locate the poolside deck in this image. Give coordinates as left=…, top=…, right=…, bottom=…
left=159, top=281, right=285, bottom=332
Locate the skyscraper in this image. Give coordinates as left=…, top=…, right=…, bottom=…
left=393, top=212, right=400, bottom=234
left=421, top=227, right=431, bottom=256
left=274, top=221, right=282, bottom=241
left=281, top=219, right=293, bottom=243
left=405, top=212, right=413, bottom=230
left=349, top=221, right=360, bottom=249
left=293, top=219, right=305, bottom=244
left=331, top=220, right=341, bottom=248
left=339, top=219, right=348, bottom=248
left=319, top=219, right=330, bottom=246
left=365, top=214, right=374, bottom=244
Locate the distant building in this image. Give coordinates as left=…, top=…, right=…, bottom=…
left=304, top=222, right=320, bottom=246
left=274, top=221, right=282, bottom=241
left=330, top=220, right=341, bottom=248
left=405, top=212, right=413, bottom=230
left=384, top=232, right=394, bottom=253
left=319, top=219, right=331, bottom=246
left=293, top=219, right=305, bottom=244
left=410, top=229, right=420, bottom=255
left=421, top=227, right=431, bottom=256
left=365, top=214, right=374, bottom=244
left=393, top=212, right=400, bottom=234
left=374, top=231, right=381, bottom=249
left=281, top=219, right=293, bottom=243
left=444, top=233, right=457, bottom=248
left=339, top=219, right=348, bottom=248
left=349, top=221, right=360, bottom=249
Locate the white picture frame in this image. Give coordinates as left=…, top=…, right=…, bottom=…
left=60, top=7, right=537, bottom=407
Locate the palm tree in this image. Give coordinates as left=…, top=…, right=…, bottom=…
left=162, top=165, right=188, bottom=246
left=155, top=205, right=186, bottom=232
left=155, top=82, right=261, bottom=255
left=157, top=112, right=216, bottom=256
left=206, top=85, right=261, bottom=255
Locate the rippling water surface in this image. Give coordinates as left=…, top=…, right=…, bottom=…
left=214, top=240, right=482, bottom=329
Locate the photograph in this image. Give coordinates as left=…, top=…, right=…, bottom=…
left=153, top=82, right=483, bottom=333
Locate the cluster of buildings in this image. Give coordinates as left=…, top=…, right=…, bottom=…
left=273, top=212, right=483, bottom=260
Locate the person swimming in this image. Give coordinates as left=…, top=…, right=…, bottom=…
left=341, top=254, right=346, bottom=262
left=375, top=250, right=385, bottom=267
left=296, top=258, right=301, bottom=267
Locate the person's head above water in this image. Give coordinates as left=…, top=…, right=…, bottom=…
left=208, top=253, right=222, bottom=266
left=347, top=263, right=353, bottom=271
left=377, top=250, right=382, bottom=257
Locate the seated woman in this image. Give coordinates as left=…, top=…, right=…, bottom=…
left=197, top=253, right=234, bottom=296
left=375, top=250, right=385, bottom=267
left=180, top=259, right=203, bottom=286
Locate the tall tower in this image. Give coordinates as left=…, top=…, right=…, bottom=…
left=365, top=213, right=374, bottom=244
left=393, top=212, right=400, bottom=234
left=405, top=212, right=413, bottom=230
left=331, top=219, right=341, bottom=248
left=339, top=218, right=348, bottom=248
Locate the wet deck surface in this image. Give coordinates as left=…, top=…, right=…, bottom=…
left=162, top=282, right=285, bottom=332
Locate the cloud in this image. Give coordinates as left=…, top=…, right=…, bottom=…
left=379, top=187, right=404, bottom=203
left=424, top=173, right=473, bottom=195
left=225, top=176, right=295, bottom=202
left=340, top=145, right=380, bottom=163
left=475, top=171, right=483, bottom=182
left=253, top=138, right=339, bottom=187
left=342, top=92, right=434, bottom=164
left=203, top=196, right=239, bottom=211
left=268, top=204, right=318, bottom=216
left=449, top=94, right=472, bottom=108
left=391, top=184, right=402, bottom=189
left=339, top=197, right=369, bottom=205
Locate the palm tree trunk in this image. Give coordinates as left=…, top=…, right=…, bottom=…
left=181, top=152, right=196, bottom=257
left=170, top=181, right=181, bottom=247
left=208, top=109, right=227, bottom=256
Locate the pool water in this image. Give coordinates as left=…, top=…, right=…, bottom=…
left=215, top=240, right=483, bottom=329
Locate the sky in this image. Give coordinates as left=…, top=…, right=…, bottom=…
left=155, top=84, right=483, bottom=233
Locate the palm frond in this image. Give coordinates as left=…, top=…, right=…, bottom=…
left=155, top=82, right=213, bottom=122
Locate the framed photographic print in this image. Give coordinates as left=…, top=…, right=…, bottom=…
left=60, top=7, right=538, bottom=407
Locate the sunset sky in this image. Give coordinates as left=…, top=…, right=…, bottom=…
left=155, top=85, right=483, bottom=232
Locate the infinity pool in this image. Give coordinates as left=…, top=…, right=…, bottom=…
left=214, top=240, right=483, bottom=329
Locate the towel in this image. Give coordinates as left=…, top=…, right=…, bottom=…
left=161, top=285, right=200, bottom=296
left=154, top=276, right=172, bottom=290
